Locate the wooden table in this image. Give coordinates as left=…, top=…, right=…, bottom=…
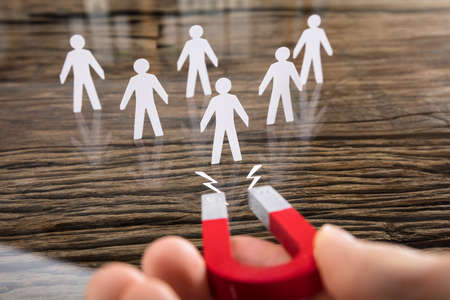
left=1, top=0, right=449, bottom=298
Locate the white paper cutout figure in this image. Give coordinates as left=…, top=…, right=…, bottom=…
left=293, top=15, right=333, bottom=85
left=60, top=34, right=105, bottom=113
left=259, top=47, right=303, bottom=125
left=200, top=78, right=249, bottom=165
left=120, top=58, right=168, bottom=140
left=177, top=25, right=218, bottom=98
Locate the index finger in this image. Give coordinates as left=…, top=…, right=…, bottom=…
left=141, top=235, right=292, bottom=300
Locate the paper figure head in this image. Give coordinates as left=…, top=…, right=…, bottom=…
left=307, top=15, right=321, bottom=28
left=70, top=34, right=85, bottom=49
left=275, top=47, right=290, bottom=61
left=216, top=78, right=231, bottom=94
left=189, top=25, right=204, bottom=38
left=134, top=58, right=150, bottom=74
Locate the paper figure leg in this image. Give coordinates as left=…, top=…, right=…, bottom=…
left=211, top=129, right=225, bottom=165
left=300, top=55, right=312, bottom=85
left=134, top=107, right=145, bottom=140
left=186, top=67, right=198, bottom=98
left=147, top=105, right=164, bottom=137
left=281, top=90, right=294, bottom=122
left=267, top=91, right=281, bottom=125
left=312, top=56, right=323, bottom=84
left=84, top=79, right=102, bottom=110
left=226, top=127, right=242, bottom=162
left=198, top=64, right=212, bottom=96
left=73, top=80, right=83, bottom=113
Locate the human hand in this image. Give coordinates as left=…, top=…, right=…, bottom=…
left=243, top=117, right=249, bottom=127
left=59, top=73, right=66, bottom=84
left=200, top=117, right=210, bottom=132
left=86, top=225, right=450, bottom=300
left=258, top=85, right=264, bottom=96
left=295, top=81, right=303, bottom=92
left=162, top=94, right=168, bottom=104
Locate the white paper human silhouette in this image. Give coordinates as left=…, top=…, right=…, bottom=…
left=200, top=78, right=249, bottom=165
left=60, top=34, right=105, bottom=113
left=120, top=58, right=168, bottom=140
left=177, top=25, right=218, bottom=98
left=259, top=47, right=303, bottom=125
left=293, top=15, right=333, bottom=85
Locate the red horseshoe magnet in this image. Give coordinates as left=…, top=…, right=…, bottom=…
left=201, top=185, right=322, bottom=300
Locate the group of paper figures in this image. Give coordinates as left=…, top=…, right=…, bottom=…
left=60, top=15, right=332, bottom=165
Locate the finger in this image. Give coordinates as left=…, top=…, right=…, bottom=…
left=141, top=235, right=293, bottom=300
left=314, top=224, right=450, bottom=300
left=309, top=292, right=334, bottom=300
left=141, top=236, right=213, bottom=300
left=86, top=263, right=145, bottom=300
left=121, top=278, right=180, bottom=300
left=232, top=236, right=336, bottom=300
left=230, top=235, right=291, bottom=266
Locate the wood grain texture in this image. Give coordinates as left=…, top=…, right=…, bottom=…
left=0, top=0, right=449, bottom=297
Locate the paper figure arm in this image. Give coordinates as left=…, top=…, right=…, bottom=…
left=258, top=65, right=274, bottom=95
left=177, top=43, right=189, bottom=71
left=293, top=32, right=306, bottom=59
left=120, top=79, right=135, bottom=110
left=289, top=63, right=303, bottom=91
left=88, top=51, right=105, bottom=79
left=153, top=76, right=168, bottom=104
left=233, top=96, right=249, bottom=127
left=200, top=100, right=216, bottom=132
left=204, top=40, right=218, bottom=67
left=320, top=29, right=333, bottom=56
left=59, top=53, right=73, bottom=84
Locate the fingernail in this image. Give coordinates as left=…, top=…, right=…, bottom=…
left=122, top=280, right=179, bottom=300
left=319, top=224, right=356, bottom=243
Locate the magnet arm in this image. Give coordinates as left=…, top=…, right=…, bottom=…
left=248, top=186, right=291, bottom=229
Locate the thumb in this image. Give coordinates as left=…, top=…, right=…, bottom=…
left=314, top=224, right=450, bottom=300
